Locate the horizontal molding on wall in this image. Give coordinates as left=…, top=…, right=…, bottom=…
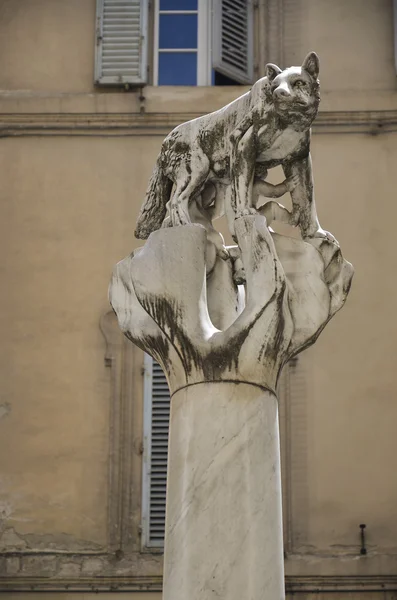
left=0, top=575, right=163, bottom=593
left=0, top=110, right=396, bottom=137
left=1, top=574, right=397, bottom=593
left=286, top=575, right=397, bottom=593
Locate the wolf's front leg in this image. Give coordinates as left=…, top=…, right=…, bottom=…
left=230, top=125, right=257, bottom=217
left=170, top=151, right=210, bottom=226
left=283, top=155, right=334, bottom=240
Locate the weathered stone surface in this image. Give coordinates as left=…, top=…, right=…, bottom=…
left=111, top=217, right=352, bottom=394
left=0, top=528, right=28, bottom=552
left=81, top=557, right=106, bottom=575
left=5, top=556, right=20, bottom=575
left=55, top=560, right=81, bottom=578
left=22, top=555, right=57, bottom=575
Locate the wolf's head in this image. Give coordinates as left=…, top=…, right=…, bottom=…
left=265, top=52, right=320, bottom=129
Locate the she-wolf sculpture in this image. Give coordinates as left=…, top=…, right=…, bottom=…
left=135, top=51, right=329, bottom=243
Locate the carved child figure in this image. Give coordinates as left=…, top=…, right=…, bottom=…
left=188, top=173, right=298, bottom=282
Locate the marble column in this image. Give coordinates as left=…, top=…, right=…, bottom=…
left=164, top=383, right=284, bottom=600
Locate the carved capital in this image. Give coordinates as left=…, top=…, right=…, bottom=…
left=109, top=215, right=353, bottom=395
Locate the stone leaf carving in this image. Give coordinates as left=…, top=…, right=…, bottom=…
left=110, top=215, right=353, bottom=395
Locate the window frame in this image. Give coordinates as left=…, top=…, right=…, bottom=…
left=153, top=0, right=217, bottom=86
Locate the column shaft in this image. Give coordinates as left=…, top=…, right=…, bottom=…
left=163, top=382, right=285, bottom=600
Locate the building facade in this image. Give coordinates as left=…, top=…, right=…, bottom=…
left=0, top=0, right=397, bottom=598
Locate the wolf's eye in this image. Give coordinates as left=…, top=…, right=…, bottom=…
left=294, top=79, right=306, bottom=88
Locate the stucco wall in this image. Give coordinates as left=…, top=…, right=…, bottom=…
left=283, top=0, right=396, bottom=92
left=0, top=135, right=159, bottom=545
left=294, top=132, right=397, bottom=551
left=0, top=0, right=96, bottom=93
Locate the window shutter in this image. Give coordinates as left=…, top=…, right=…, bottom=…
left=212, top=0, right=254, bottom=84
left=142, top=354, right=170, bottom=548
left=95, top=0, right=148, bottom=85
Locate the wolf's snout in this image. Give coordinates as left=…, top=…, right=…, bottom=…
left=274, top=86, right=290, bottom=99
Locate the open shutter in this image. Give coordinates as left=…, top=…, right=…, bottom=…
left=212, top=0, right=254, bottom=84
left=95, top=0, right=148, bottom=85
left=142, top=354, right=170, bottom=548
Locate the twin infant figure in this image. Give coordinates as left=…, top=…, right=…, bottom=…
left=163, top=172, right=299, bottom=284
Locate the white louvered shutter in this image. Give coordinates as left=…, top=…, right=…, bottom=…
left=142, top=355, right=170, bottom=548
left=213, top=0, right=254, bottom=84
left=95, top=0, right=148, bottom=85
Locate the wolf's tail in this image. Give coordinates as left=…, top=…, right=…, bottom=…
left=134, top=157, right=173, bottom=239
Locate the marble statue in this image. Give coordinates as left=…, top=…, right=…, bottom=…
left=110, top=52, right=353, bottom=600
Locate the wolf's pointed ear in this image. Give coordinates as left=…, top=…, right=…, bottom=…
left=302, top=52, right=320, bottom=79
left=265, top=63, right=282, bottom=82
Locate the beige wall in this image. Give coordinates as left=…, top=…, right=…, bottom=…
left=297, top=132, right=397, bottom=551
left=0, top=0, right=396, bottom=596
left=283, top=0, right=396, bottom=92
left=0, top=135, right=160, bottom=545
left=0, top=0, right=96, bottom=93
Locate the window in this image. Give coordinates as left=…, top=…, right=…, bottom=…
left=154, top=0, right=253, bottom=85
left=141, top=354, right=171, bottom=548
left=95, top=0, right=254, bottom=87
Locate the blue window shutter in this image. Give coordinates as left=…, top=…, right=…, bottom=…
left=95, top=0, right=148, bottom=85
left=142, top=354, right=170, bottom=548
left=212, top=0, right=254, bottom=84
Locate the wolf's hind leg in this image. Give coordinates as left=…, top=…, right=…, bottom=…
left=231, top=125, right=256, bottom=216
left=170, top=151, right=210, bottom=226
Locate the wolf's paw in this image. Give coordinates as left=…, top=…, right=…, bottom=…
left=232, top=256, right=246, bottom=285
left=284, top=174, right=300, bottom=193
left=305, top=227, right=337, bottom=244
left=217, top=245, right=230, bottom=260
left=236, top=206, right=257, bottom=219
left=233, top=266, right=246, bottom=286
